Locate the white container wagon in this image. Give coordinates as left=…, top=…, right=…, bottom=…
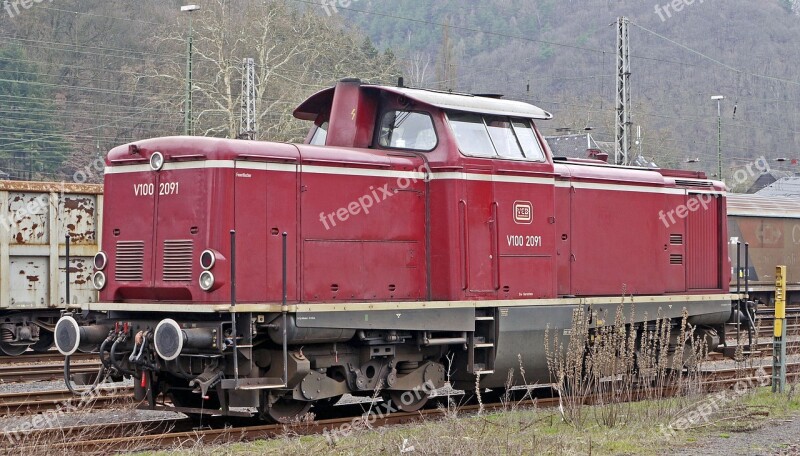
left=0, top=181, right=102, bottom=355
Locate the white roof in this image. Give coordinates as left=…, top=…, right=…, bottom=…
left=376, top=86, right=553, bottom=120
left=727, top=194, right=800, bottom=218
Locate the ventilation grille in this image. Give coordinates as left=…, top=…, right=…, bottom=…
left=115, top=241, right=145, bottom=282
left=675, top=180, right=713, bottom=188
left=163, top=240, right=194, bottom=282
left=670, top=234, right=684, bottom=245
left=670, top=254, right=684, bottom=265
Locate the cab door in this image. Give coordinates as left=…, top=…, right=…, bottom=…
left=234, top=158, right=299, bottom=303
left=463, top=166, right=497, bottom=296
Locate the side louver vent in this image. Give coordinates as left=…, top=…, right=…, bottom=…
left=115, top=241, right=145, bottom=281
left=675, top=180, right=714, bottom=188
left=670, top=234, right=684, bottom=245
left=670, top=254, right=684, bottom=265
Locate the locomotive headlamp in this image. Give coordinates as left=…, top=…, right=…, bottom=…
left=200, top=249, right=216, bottom=270
left=92, top=271, right=106, bottom=290
left=150, top=151, right=165, bottom=171
left=199, top=270, right=215, bottom=291
left=93, top=251, right=107, bottom=270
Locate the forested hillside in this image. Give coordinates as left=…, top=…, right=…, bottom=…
left=0, top=0, right=397, bottom=180
left=0, top=0, right=798, bottom=182
left=343, top=0, right=800, bottom=178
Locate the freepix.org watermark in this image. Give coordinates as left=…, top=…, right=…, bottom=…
left=2, top=381, right=122, bottom=444
left=658, top=156, right=770, bottom=228
left=318, top=162, right=431, bottom=231
left=660, top=366, right=769, bottom=437
left=654, top=0, right=705, bottom=22
left=320, top=0, right=360, bottom=16
left=3, top=0, right=53, bottom=19
left=323, top=380, right=435, bottom=444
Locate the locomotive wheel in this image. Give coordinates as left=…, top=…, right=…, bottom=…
left=31, top=331, right=54, bottom=353
left=388, top=389, right=429, bottom=412
left=0, top=341, right=29, bottom=356
left=264, top=396, right=312, bottom=423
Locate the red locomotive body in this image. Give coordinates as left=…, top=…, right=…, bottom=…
left=56, top=79, right=735, bottom=420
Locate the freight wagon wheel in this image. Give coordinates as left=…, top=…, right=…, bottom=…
left=388, top=389, right=429, bottom=412
left=264, top=396, right=312, bottom=423
left=31, top=331, right=54, bottom=353
left=0, top=341, right=29, bottom=356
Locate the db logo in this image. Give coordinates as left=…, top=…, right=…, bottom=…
left=513, top=201, right=533, bottom=224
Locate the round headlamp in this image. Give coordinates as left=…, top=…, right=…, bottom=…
left=92, top=271, right=106, bottom=290
left=93, top=251, right=107, bottom=270
left=200, top=250, right=216, bottom=270
left=199, top=271, right=215, bottom=291
left=150, top=151, right=165, bottom=171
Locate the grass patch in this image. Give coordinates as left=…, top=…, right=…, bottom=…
left=133, top=385, right=800, bottom=455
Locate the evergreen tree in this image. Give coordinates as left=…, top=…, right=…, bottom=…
left=0, top=46, right=70, bottom=180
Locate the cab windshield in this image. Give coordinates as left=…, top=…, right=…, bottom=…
left=447, top=111, right=546, bottom=161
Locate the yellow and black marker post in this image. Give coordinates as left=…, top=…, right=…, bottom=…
left=773, top=265, right=787, bottom=393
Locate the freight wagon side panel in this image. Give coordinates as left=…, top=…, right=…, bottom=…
left=0, top=184, right=102, bottom=311
left=728, top=214, right=800, bottom=288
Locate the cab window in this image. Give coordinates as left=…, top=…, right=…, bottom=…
left=486, top=116, right=524, bottom=159
left=378, top=111, right=437, bottom=151
left=512, top=120, right=546, bottom=161
left=447, top=111, right=546, bottom=161
left=447, top=112, right=495, bottom=157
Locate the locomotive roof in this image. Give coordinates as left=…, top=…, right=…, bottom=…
left=727, top=194, right=800, bottom=218
left=294, top=83, right=553, bottom=121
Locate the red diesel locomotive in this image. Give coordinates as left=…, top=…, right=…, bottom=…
left=55, top=79, right=736, bottom=421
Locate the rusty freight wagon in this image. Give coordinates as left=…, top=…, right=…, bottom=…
left=727, top=194, right=800, bottom=306
left=0, top=181, right=102, bottom=355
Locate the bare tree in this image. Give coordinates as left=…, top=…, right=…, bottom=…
left=407, top=52, right=432, bottom=86
left=147, top=0, right=400, bottom=142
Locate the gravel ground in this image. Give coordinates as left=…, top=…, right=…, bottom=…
left=0, top=407, right=181, bottom=434
left=671, top=414, right=800, bottom=456
left=0, top=377, right=124, bottom=395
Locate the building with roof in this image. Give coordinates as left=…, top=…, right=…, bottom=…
left=544, top=133, right=657, bottom=167
left=754, top=175, right=800, bottom=197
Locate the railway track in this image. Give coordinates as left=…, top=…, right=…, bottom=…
left=6, top=362, right=797, bottom=454
left=0, top=352, right=94, bottom=364
left=709, top=339, right=800, bottom=361
left=0, top=387, right=133, bottom=416
left=0, top=353, right=63, bottom=364
left=0, top=316, right=796, bottom=451
left=0, top=360, right=101, bottom=383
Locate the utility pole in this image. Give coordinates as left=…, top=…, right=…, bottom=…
left=712, top=95, right=725, bottom=179
left=240, top=58, right=257, bottom=140
left=182, top=5, right=200, bottom=136
left=438, top=18, right=457, bottom=91
left=615, top=16, right=631, bottom=166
